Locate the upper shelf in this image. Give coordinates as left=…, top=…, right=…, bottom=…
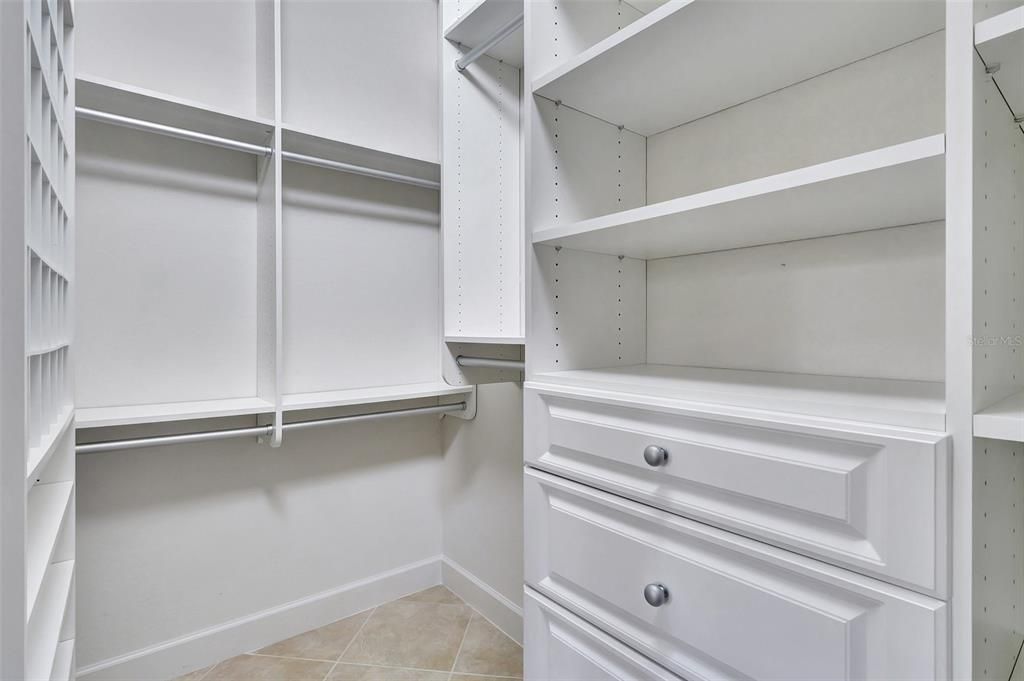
left=533, top=135, right=945, bottom=259
left=974, top=389, right=1024, bottom=442
left=445, top=0, right=523, bottom=68
left=528, top=364, right=946, bottom=432
left=532, top=0, right=944, bottom=136
left=77, top=74, right=274, bottom=147
left=976, top=5, right=1024, bottom=127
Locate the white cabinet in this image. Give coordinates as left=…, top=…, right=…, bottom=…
left=525, top=384, right=950, bottom=595
left=524, top=589, right=682, bottom=681
left=526, top=469, right=948, bottom=681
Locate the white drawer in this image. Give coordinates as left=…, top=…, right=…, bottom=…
left=524, top=588, right=682, bottom=681
left=525, top=386, right=949, bottom=596
left=525, top=469, right=948, bottom=681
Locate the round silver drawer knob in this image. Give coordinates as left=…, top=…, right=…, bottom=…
left=643, top=445, right=668, bottom=467
left=643, top=583, right=669, bottom=607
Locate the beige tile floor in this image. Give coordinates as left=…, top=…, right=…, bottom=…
left=172, top=587, right=523, bottom=681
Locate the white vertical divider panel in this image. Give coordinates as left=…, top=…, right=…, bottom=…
left=256, top=0, right=283, bottom=445
left=527, top=0, right=644, bottom=79
left=946, top=4, right=975, bottom=679
left=972, top=24, right=1024, bottom=680
left=0, top=2, right=29, bottom=677
left=440, top=0, right=526, bottom=388
left=525, top=0, right=647, bottom=378
left=441, top=14, right=523, bottom=342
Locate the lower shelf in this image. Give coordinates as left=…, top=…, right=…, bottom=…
left=528, top=364, right=945, bottom=431
left=282, top=382, right=473, bottom=411
left=974, top=389, right=1024, bottom=442
left=76, top=397, right=275, bottom=429
left=51, top=639, right=75, bottom=681
left=26, top=559, right=74, bottom=681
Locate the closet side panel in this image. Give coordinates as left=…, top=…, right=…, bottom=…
left=972, top=33, right=1024, bottom=681
left=441, top=5, right=523, bottom=340
left=528, top=0, right=645, bottom=79
left=530, top=246, right=645, bottom=374
left=0, top=2, right=28, bottom=677
left=972, top=55, right=1024, bottom=411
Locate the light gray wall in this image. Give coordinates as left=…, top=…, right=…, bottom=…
left=441, top=382, right=524, bottom=608
left=76, top=410, right=445, bottom=672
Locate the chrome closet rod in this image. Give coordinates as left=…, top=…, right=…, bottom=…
left=456, top=356, right=525, bottom=371
left=454, top=13, right=524, bottom=71
left=76, top=107, right=273, bottom=156
left=281, top=150, right=440, bottom=190
left=75, top=402, right=467, bottom=455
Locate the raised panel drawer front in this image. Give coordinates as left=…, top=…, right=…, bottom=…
left=524, top=588, right=683, bottom=681
left=524, top=385, right=950, bottom=596
left=524, top=470, right=948, bottom=681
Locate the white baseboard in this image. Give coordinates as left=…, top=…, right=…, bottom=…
left=77, top=556, right=443, bottom=681
left=441, top=557, right=523, bottom=644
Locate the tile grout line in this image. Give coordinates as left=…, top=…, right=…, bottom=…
left=321, top=606, right=378, bottom=681
left=448, top=610, right=476, bottom=680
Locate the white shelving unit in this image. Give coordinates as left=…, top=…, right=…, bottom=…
left=73, top=0, right=467, bottom=443
left=523, top=1, right=958, bottom=679
left=1, top=0, right=78, bottom=677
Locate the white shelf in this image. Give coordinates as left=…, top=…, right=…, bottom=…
left=77, top=74, right=275, bottom=147
left=26, top=482, right=74, bottom=620
left=974, top=389, right=1024, bottom=442
left=444, top=0, right=523, bottom=68
left=26, top=559, right=74, bottom=681
left=445, top=335, right=525, bottom=345
left=532, top=0, right=944, bottom=135
left=282, top=382, right=473, bottom=412
left=533, top=135, right=945, bottom=258
left=528, top=364, right=946, bottom=432
left=27, top=407, right=74, bottom=484
left=51, top=639, right=75, bottom=681
left=976, top=6, right=1024, bottom=125
left=76, top=397, right=275, bottom=429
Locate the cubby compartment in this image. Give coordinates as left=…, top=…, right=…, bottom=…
left=75, top=0, right=275, bottom=119
left=281, top=0, right=439, bottom=163
left=74, top=120, right=276, bottom=427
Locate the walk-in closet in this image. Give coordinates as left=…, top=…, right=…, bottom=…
left=1, top=0, right=1023, bottom=679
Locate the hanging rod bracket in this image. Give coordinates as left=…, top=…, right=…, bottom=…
left=455, top=13, right=523, bottom=72
left=446, top=386, right=477, bottom=420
